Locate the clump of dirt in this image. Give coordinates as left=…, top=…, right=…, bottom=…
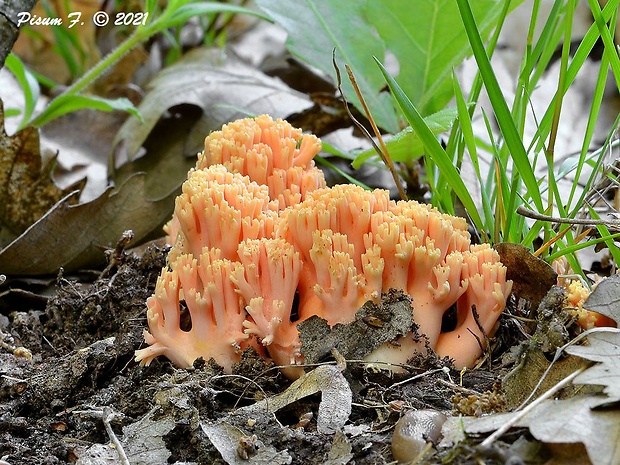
left=0, top=242, right=576, bottom=464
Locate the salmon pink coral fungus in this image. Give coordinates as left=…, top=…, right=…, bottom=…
left=198, top=114, right=325, bottom=209
left=136, top=116, right=513, bottom=376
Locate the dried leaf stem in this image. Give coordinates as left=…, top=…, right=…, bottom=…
left=332, top=50, right=408, bottom=200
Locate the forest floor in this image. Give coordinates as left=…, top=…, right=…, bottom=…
left=0, top=239, right=598, bottom=465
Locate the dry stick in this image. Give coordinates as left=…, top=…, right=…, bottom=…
left=480, top=366, right=584, bottom=448
left=331, top=50, right=408, bottom=201
left=517, top=205, right=620, bottom=229
left=73, top=407, right=129, bottom=464
left=345, top=64, right=408, bottom=201
left=387, top=367, right=449, bottom=390
left=467, top=304, right=493, bottom=370
left=102, top=407, right=130, bottom=465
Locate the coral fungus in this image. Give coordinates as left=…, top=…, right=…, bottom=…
left=136, top=115, right=513, bottom=376
left=134, top=248, right=248, bottom=373
left=553, top=257, right=616, bottom=329
left=170, top=166, right=278, bottom=261
left=232, top=238, right=303, bottom=370
left=198, top=114, right=325, bottom=209
left=563, top=279, right=616, bottom=329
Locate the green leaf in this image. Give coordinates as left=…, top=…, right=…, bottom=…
left=256, top=0, right=398, bottom=132
left=365, top=0, right=522, bottom=115
left=352, top=107, right=458, bottom=168
left=31, top=95, right=141, bottom=128
left=3, top=109, right=21, bottom=118
left=258, top=0, right=523, bottom=132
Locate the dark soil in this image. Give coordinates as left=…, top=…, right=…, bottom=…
left=0, top=243, right=574, bottom=465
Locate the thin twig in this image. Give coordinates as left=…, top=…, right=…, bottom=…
left=73, top=407, right=129, bottom=465
left=332, top=50, right=408, bottom=200
left=345, top=64, right=408, bottom=201
left=435, top=378, right=481, bottom=396
left=387, top=367, right=449, bottom=390
left=517, top=205, right=620, bottom=229
left=480, top=367, right=584, bottom=448
left=103, top=407, right=130, bottom=465
left=468, top=305, right=492, bottom=370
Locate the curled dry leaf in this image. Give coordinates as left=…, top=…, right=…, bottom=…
left=583, top=274, right=620, bottom=325
left=242, top=365, right=352, bottom=435
left=494, top=242, right=557, bottom=310
left=113, top=47, right=314, bottom=163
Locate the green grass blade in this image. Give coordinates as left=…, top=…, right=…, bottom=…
left=314, top=155, right=370, bottom=189
left=374, top=57, right=483, bottom=229
left=532, top=0, right=618, bottom=152
left=167, top=3, right=270, bottom=27
left=587, top=0, right=620, bottom=90
left=567, top=53, right=609, bottom=209
left=456, top=0, right=543, bottom=212
left=588, top=207, right=620, bottom=265
left=352, top=107, right=458, bottom=168
left=452, top=71, right=492, bottom=237
left=547, top=231, right=620, bottom=262
left=31, top=95, right=141, bottom=127
left=4, top=53, right=40, bottom=130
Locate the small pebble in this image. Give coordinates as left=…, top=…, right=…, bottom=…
left=391, top=409, right=447, bottom=463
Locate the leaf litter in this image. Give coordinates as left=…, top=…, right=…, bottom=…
left=5, top=234, right=619, bottom=464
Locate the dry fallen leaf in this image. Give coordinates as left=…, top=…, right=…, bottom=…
left=494, top=242, right=557, bottom=310
left=583, top=274, right=620, bottom=325
left=201, top=421, right=292, bottom=465
left=502, top=347, right=590, bottom=409
left=0, top=101, right=83, bottom=247
left=113, top=46, right=314, bottom=163
left=41, top=107, right=130, bottom=203
left=457, top=328, right=620, bottom=465
left=566, top=328, right=620, bottom=402
left=0, top=172, right=175, bottom=275
left=323, top=431, right=354, bottom=465
left=121, top=409, right=176, bottom=465
left=458, top=395, right=620, bottom=465
left=77, top=408, right=175, bottom=465
left=242, top=365, right=352, bottom=435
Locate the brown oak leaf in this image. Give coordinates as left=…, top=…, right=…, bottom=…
left=0, top=101, right=83, bottom=247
